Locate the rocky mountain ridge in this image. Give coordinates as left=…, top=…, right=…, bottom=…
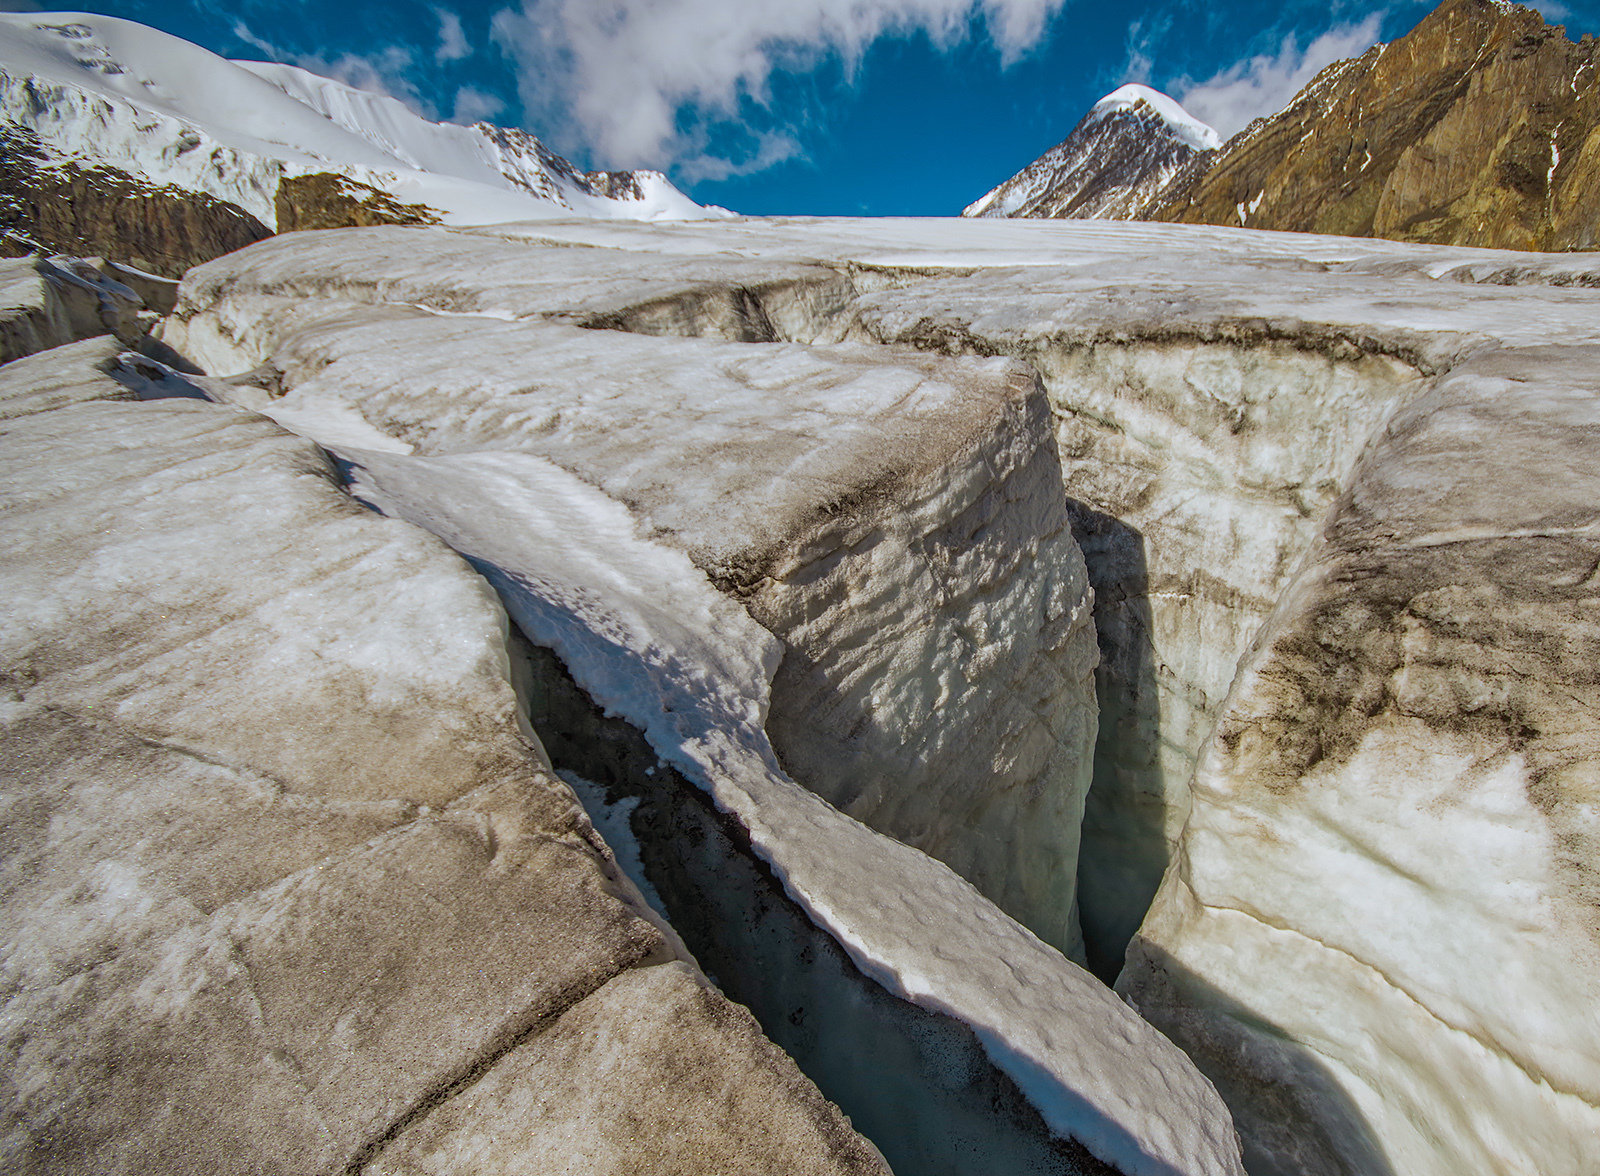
left=1152, top=0, right=1600, bottom=250
left=972, top=0, right=1600, bottom=252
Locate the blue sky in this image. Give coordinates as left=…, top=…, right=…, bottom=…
left=20, top=0, right=1600, bottom=214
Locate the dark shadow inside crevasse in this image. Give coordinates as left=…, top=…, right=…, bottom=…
left=508, top=630, right=1123, bottom=1176
left=1120, top=941, right=1397, bottom=1176
left=1067, top=503, right=1167, bottom=983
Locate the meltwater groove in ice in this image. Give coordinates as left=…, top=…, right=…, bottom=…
left=340, top=447, right=1243, bottom=1176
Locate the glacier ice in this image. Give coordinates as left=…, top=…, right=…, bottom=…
left=31, top=207, right=1600, bottom=1176
left=157, top=224, right=1250, bottom=1176
left=0, top=339, right=891, bottom=1175
left=205, top=214, right=1600, bottom=1176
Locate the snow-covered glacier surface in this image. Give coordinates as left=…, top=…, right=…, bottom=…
left=0, top=337, right=905, bottom=1176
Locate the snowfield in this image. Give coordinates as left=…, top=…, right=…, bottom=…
left=0, top=11, right=722, bottom=228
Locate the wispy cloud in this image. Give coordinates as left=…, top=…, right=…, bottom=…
left=1172, top=14, right=1384, bottom=138
left=449, top=85, right=504, bottom=124
left=434, top=9, right=471, bottom=63
left=233, top=21, right=432, bottom=118
left=1118, top=12, right=1174, bottom=87
left=489, top=0, right=1070, bottom=178
left=1528, top=0, right=1573, bottom=22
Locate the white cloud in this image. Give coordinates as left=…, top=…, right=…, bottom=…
left=1528, top=0, right=1573, bottom=22
left=1118, top=13, right=1174, bottom=88
left=449, top=85, right=505, bottom=124
left=233, top=21, right=432, bottom=118
left=490, top=0, right=1069, bottom=177
left=1174, top=14, right=1384, bottom=139
left=435, top=9, right=471, bottom=63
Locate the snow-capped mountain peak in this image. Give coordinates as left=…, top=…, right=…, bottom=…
left=1089, top=84, right=1221, bottom=152
left=963, top=84, right=1218, bottom=220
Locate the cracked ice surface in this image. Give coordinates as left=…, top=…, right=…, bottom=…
left=1121, top=349, right=1600, bottom=1176
left=161, top=226, right=1245, bottom=1176
left=340, top=449, right=1225, bottom=1176
left=0, top=360, right=890, bottom=1175
left=157, top=213, right=1600, bottom=1176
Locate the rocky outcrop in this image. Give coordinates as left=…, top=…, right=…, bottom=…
left=1150, top=0, right=1600, bottom=250
left=275, top=173, right=443, bottom=233
left=0, top=337, right=889, bottom=1176
left=468, top=121, right=654, bottom=206
left=0, top=126, right=270, bottom=277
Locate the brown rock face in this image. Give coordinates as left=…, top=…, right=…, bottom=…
left=1151, top=0, right=1600, bottom=250
left=275, top=173, right=443, bottom=233
left=0, top=127, right=272, bottom=277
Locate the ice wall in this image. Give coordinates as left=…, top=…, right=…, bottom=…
left=1120, top=347, right=1600, bottom=1176
left=156, top=230, right=1101, bottom=958
left=335, top=447, right=1238, bottom=1176
left=0, top=348, right=886, bottom=1176
left=844, top=271, right=1434, bottom=974
left=524, top=641, right=1140, bottom=1176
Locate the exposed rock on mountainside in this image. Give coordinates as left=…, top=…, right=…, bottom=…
left=1150, top=0, right=1600, bottom=249
left=964, top=85, right=1220, bottom=220
left=275, top=173, right=442, bottom=233
left=0, top=126, right=271, bottom=277
left=975, top=1, right=1600, bottom=252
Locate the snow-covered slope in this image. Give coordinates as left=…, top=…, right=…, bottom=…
left=0, top=11, right=721, bottom=230
left=964, top=84, right=1219, bottom=220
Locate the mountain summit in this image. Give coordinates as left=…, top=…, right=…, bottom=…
left=963, top=84, right=1219, bottom=220
left=1148, top=0, right=1600, bottom=250
left=966, top=0, right=1600, bottom=252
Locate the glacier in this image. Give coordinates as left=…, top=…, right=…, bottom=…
left=9, top=193, right=1600, bottom=1176
left=155, top=225, right=1243, bottom=1176
left=0, top=343, right=898, bottom=1176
